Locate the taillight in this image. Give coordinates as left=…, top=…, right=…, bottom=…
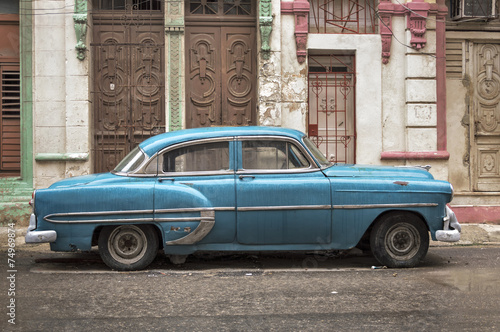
left=29, top=190, right=36, bottom=211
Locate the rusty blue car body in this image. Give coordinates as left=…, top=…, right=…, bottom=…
left=26, top=126, right=460, bottom=270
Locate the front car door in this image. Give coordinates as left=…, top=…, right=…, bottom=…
left=235, top=136, right=332, bottom=245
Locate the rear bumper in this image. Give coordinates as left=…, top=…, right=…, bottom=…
left=435, top=206, right=461, bottom=242
left=25, top=213, right=57, bottom=243
left=25, top=230, right=57, bottom=243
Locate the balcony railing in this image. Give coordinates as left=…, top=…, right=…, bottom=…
left=309, top=0, right=379, bottom=34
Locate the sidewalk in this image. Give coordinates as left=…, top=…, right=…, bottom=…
left=429, top=223, right=500, bottom=246
left=2, top=224, right=500, bottom=251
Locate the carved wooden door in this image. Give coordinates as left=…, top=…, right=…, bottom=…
left=471, top=43, right=500, bottom=191
left=92, top=22, right=165, bottom=172
left=186, top=27, right=256, bottom=128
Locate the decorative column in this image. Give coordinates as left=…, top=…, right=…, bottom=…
left=73, top=0, right=88, bottom=60
left=165, top=0, right=185, bottom=131
left=259, top=0, right=273, bottom=60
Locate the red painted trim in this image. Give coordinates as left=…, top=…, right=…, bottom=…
left=281, top=1, right=293, bottom=13
left=281, top=0, right=310, bottom=64
left=451, top=206, right=500, bottom=224
left=435, top=2, right=448, bottom=152
left=381, top=151, right=450, bottom=160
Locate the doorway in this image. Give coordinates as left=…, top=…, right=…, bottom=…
left=185, top=0, right=257, bottom=128
left=91, top=0, right=165, bottom=172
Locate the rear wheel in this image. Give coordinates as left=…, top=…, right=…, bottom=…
left=370, top=213, right=429, bottom=268
left=98, top=224, right=159, bottom=271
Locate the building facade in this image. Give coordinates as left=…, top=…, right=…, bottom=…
left=0, top=0, right=499, bottom=224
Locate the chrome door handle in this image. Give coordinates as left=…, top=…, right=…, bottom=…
left=239, top=175, right=255, bottom=180
left=158, top=177, right=175, bottom=183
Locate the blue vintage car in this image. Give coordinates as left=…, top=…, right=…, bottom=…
left=26, top=126, right=460, bottom=270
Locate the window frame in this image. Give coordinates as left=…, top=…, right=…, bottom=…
left=236, top=136, right=321, bottom=174
left=142, top=137, right=235, bottom=177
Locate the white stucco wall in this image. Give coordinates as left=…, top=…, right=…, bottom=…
left=308, top=34, right=383, bottom=165
left=33, top=0, right=91, bottom=188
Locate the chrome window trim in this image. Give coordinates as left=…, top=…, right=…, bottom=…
left=302, top=136, right=333, bottom=169
left=153, top=137, right=234, bottom=176
left=111, top=146, right=150, bottom=176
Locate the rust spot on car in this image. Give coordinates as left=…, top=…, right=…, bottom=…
left=184, top=227, right=191, bottom=233
left=394, top=181, right=409, bottom=186
left=171, top=226, right=180, bottom=231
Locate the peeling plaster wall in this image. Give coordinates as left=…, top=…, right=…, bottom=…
left=33, top=0, right=91, bottom=189
left=258, top=0, right=283, bottom=127
left=308, top=34, right=383, bottom=165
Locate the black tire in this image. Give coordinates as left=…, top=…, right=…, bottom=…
left=98, top=224, right=159, bottom=271
left=370, top=212, right=429, bottom=268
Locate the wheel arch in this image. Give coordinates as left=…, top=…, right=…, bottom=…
left=356, top=209, right=430, bottom=249
left=92, top=223, right=164, bottom=249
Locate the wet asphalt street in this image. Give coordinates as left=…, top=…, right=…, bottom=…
left=1, top=244, right=500, bottom=331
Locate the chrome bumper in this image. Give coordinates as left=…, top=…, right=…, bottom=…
left=435, top=206, right=461, bottom=242
left=25, top=213, right=57, bottom=243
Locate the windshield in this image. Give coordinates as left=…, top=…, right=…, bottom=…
left=113, top=146, right=147, bottom=173
left=303, top=136, right=333, bottom=168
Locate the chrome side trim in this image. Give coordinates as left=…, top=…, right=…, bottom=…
left=166, top=211, right=215, bottom=245
left=238, top=205, right=331, bottom=212
left=43, top=207, right=233, bottom=224
left=44, top=209, right=155, bottom=223
left=45, top=217, right=155, bottom=224
left=332, top=203, right=438, bottom=209
left=155, top=207, right=235, bottom=214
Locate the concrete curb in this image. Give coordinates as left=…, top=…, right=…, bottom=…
left=2, top=224, right=500, bottom=251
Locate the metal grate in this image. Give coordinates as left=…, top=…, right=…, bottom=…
left=188, top=0, right=253, bottom=16
left=308, top=54, right=356, bottom=164
left=92, top=0, right=162, bottom=11
left=309, top=0, right=378, bottom=34
left=0, top=65, right=21, bottom=176
left=91, top=5, right=165, bottom=172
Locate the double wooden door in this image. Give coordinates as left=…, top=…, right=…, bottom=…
left=92, top=22, right=165, bottom=172
left=185, top=26, right=256, bottom=128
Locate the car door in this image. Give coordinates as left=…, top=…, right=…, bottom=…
left=152, top=138, right=237, bottom=245
left=235, top=136, right=332, bottom=245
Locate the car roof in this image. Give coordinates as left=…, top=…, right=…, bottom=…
left=139, top=126, right=306, bottom=157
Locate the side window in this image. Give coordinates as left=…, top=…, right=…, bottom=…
left=242, top=140, right=310, bottom=170
left=162, top=141, right=230, bottom=173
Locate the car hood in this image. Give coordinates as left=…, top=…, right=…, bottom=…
left=322, top=164, right=434, bottom=179
left=47, top=173, right=120, bottom=188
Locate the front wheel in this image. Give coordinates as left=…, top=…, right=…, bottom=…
left=370, top=213, right=429, bottom=268
left=98, top=224, right=159, bottom=271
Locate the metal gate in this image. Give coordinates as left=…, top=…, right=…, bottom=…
left=91, top=1, right=165, bottom=172
left=308, top=54, right=356, bottom=164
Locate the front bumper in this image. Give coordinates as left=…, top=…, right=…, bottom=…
left=25, top=213, right=57, bottom=243
left=435, top=206, right=461, bottom=242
